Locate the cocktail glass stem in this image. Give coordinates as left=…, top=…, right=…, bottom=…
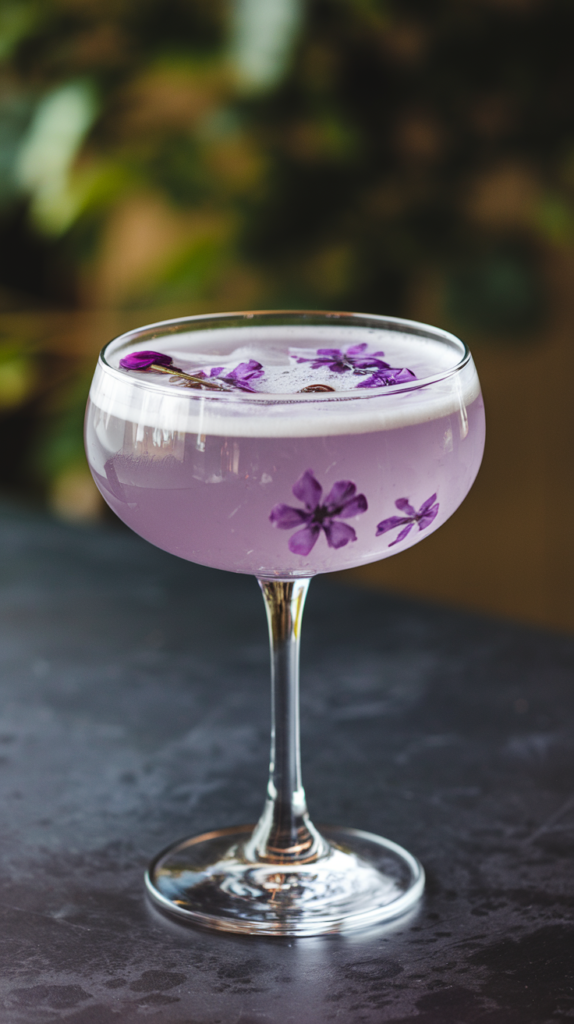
left=145, top=570, right=425, bottom=932
left=243, top=579, right=328, bottom=864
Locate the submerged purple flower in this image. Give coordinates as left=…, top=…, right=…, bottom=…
left=376, top=494, right=440, bottom=546
left=195, top=359, right=264, bottom=392
left=270, top=470, right=368, bottom=555
left=119, top=350, right=174, bottom=370
left=356, top=365, right=417, bottom=388
left=291, top=343, right=389, bottom=374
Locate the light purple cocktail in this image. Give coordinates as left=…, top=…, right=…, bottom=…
left=85, top=311, right=485, bottom=936
left=87, top=321, right=484, bottom=577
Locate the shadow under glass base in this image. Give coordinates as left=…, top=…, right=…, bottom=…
left=145, top=824, right=424, bottom=936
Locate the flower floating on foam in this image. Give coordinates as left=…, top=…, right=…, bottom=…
left=120, top=350, right=176, bottom=370
left=119, top=350, right=264, bottom=392
left=119, top=349, right=221, bottom=389
left=194, top=359, right=264, bottom=392
left=270, top=470, right=368, bottom=555
left=291, top=342, right=388, bottom=374
left=356, top=365, right=417, bottom=388
left=289, top=343, right=416, bottom=388
left=376, top=494, right=440, bottom=546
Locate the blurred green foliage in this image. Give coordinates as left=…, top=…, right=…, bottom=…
left=1, top=0, right=574, bottom=512
left=3, top=0, right=574, bottom=315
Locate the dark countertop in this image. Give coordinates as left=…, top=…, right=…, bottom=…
left=0, top=503, right=572, bottom=1023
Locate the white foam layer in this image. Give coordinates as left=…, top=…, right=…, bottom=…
left=109, top=325, right=461, bottom=388
left=90, top=324, right=481, bottom=437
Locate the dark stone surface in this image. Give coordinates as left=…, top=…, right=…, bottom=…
left=0, top=502, right=573, bottom=1022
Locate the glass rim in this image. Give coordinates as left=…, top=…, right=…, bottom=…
left=98, top=309, right=471, bottom=404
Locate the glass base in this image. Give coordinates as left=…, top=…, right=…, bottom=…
left=145, top=824, right=425, bottom=936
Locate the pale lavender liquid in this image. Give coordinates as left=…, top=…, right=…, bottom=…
left=86, top=395, right=485, bottom=577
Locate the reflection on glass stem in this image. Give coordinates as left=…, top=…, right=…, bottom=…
left=244, top=578, right=328, bottom=864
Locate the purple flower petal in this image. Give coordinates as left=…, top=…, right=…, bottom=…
left=352, top=357, right=391, bottom=370
left=391, top=367, right=417, bottom=382
left=395, top=497, right=416, bottom=516
left=272, top=470, right=368, bottom=555
left=347, top=343, right=388, bottom=365
left=376, top=515, right=411, bottom=536
left=291, top=344, right=390, bottom=375
left=356, top=366, right=417, bottom=388
left=120, top=350, right=173, bottom=370
left=417, top=504, right=440, bottom=531
left=292, top=469, right=322, bottom=509
left=418, top=493, right=438, bottom=514
left=338, top=493, right=368, bottom=518
left=308, top=350, right=351, bottom=372
left=324, top=479, right=356, bottom=510
left=222, top=359, right=264, bottom=391
left=323, top=520, right=357, bottom=549
left=388, top=522, right=415, bottom=546
left=293, top=354, right=336, bottom=368
left=194, top=363, right=259, bottom=387
left=346, top=344, right=390, bottom=370
left=376, top=491, right=439, bottom=544
left=288, top=523, right=321, bottom=555
left=227, top=359, right=264, bottom=381
left=270, top=504, right=311, bottom=529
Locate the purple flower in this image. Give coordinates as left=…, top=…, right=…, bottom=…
left=195, top=359, right=264, bottom=392
left=119, top=350, right=174, bottom=370
left=376, top=494, right=440, bottom=546
left=120, top=350, right=264, bottom=392
left=223, top=359, right=265, bottom=390
left=270, top=470, right=368, bottom=556
left=291, top=343, right=389, bottom=375
left=356, top=366, right=417, bottom=389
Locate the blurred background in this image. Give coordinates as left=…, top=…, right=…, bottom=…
left=0, top=0, right=572, bottom=630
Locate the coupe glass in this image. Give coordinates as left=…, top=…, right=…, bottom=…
left=85, top=310, right=485, bottom=936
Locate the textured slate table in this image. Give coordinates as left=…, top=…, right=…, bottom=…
left=0, top=503, right=573, bottom=1023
